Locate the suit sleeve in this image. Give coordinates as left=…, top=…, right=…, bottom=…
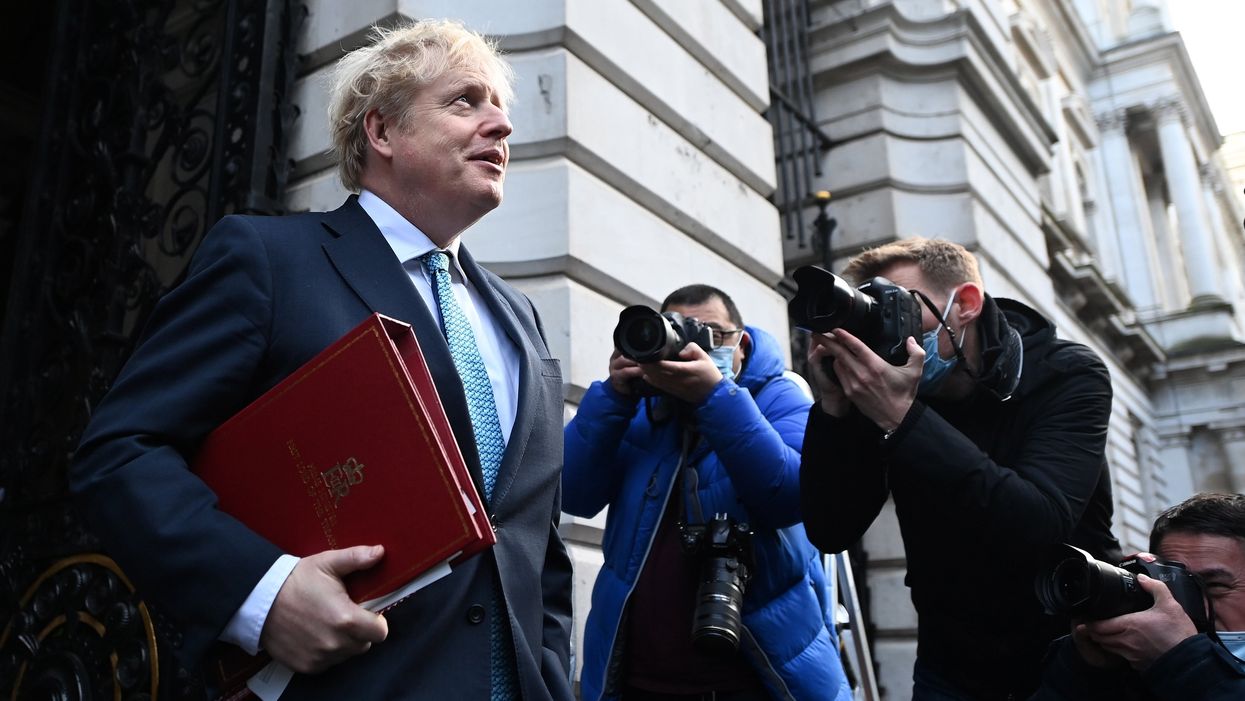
left=561, top=380, right=639, bottom=518
left=539, top=481, right=576, bottom=693
left=799, top=404, right=890, bottom=553
left=69, top=216, right=284, bottom=666
left=694, top=377, right=810, bottom=529
left=885, top=348, right=1112, bottom=548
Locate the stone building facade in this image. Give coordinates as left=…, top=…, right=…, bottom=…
left=286, top=0, right=1244, bottom=698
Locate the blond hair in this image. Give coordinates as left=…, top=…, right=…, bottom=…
left=842, top=237, right=983, bottom=290
left=327, top=19, right=515, bottom=192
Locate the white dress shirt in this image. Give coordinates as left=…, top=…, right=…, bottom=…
left=219, top=191, right=520, bottom=653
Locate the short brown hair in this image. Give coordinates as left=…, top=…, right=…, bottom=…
left=328, top=19, right=515, bottom=192
left=841, top=237, right=983, bottom=290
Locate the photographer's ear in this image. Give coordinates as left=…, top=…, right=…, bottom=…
left=952, top=283, right=984, bottom=326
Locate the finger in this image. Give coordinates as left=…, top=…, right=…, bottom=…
left=807, top=332, right=835, bottom=349
left=319, top=545, right=385, bottom=576
left=1135, top=552, right=1158, bottom=563
left=1136, top=574, right=1174, bottom=603
left=344, top=610, right=389, bottom=644
left=904, top=335, right=925, bottom=369
left=831, top=329, right=886, bottom=367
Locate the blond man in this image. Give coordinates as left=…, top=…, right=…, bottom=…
left=72, top=20, right=572, bottom=700
left=800, top=237, right=1120, bottom=700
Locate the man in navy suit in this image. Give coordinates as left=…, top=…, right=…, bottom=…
left=70, top=19, right=573, bottom=700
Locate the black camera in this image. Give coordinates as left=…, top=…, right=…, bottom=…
left=788, top=265, right=924, bottom=365
left=613, top=305, right=715, bottom=363
left=679, top=514, right=755, bottom=656
left=1034, top=544, right=1211, bottom=631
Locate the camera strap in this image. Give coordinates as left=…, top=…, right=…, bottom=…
left=675, top=424, right=707, bottom=526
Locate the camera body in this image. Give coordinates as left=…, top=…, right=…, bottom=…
left=1034, top=544, right=1211, bottom=631
left=679, top=514, right=755, bottom=656
left=788, top=265, right=924, bottom=365
left=613, top=305, right=715, bottom=364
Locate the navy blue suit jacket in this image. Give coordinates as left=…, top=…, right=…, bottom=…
left=71, top=196, right=574, bottom=700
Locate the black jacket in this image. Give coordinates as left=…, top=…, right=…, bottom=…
left=800, top=295, right=1121, bottom=699
left=1031, top=634, right=1245, bottom=700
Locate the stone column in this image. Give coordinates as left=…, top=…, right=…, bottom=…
left=1154, top=100, right=1225, bottom=306
left=1097, top=108, right=1158, bottom=310
left=1221, top=427, right=1245, bottom=494
left=1200, top=164, right=1245, bottom=308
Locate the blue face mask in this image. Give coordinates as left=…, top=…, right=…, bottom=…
left=709, top=344, right=739, bottom=382
left=918, top=288, right=962, bottom=396
left=1218, top=631, right=1245, bottom=661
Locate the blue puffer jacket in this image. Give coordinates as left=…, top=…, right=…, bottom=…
left=563, top=325, right=852, bottom=701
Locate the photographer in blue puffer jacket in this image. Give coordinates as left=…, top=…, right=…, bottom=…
left=563, top=284, right=851, bottom=701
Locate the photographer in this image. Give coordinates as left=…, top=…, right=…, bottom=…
left=563, top=284, right=851, bottom=701
left=1032, top=492, right=1245, bottom=700
left=798, top=238, right=1121, bottom=700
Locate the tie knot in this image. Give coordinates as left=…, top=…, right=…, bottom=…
left=421, top=250, right=450, bottom=275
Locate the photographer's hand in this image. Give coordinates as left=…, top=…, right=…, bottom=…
left=820, top=329, right=923, bottom=432
left=1083, top=573, right=1198, bottom=671
left=640, top=343, right=722, bottom=405
left=807, top=333, right=850, bottom=417
left=608, top=350, right=645, bottom=397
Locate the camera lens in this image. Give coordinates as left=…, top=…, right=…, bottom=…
left=691, top=557, right=746, bottom=656
left=614, top=306, right=684, bottom=363
left=788, top=266, right=877, bottom=334
left=623, top=318, right=662, bottom=355
left=1035, top=546, right=1154, bottom=620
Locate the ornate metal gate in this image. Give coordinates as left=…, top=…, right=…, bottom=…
left=0, top=0, right=301, bottom=697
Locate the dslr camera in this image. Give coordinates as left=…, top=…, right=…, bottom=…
left=787, top=265, right=923, bottom=365
left=679, top=514, right=755, bottom=656
left=613, top=305, right=715, bottom=363
left=1034, top=544, right=1211, bottom=631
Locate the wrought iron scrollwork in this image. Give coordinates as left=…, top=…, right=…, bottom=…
left=0, top=0, right=303, bottom=697
left=1, top=555, right=161, bottom=700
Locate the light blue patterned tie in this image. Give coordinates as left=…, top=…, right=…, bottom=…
left=420, top=250, right=517, bottom=701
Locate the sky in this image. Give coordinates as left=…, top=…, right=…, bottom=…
left=1167, top=0, right=1245, bottom=136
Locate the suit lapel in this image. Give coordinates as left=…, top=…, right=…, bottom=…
left=318, top=198, right=486, bottom=499
left=457, top=246, right=539, bottom=510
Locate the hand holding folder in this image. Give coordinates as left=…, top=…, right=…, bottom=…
left=193, top=313, right=494, bottom=699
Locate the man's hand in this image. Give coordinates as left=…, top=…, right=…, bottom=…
left=1082, top=574, right=1198, bottom=671
left=607, top=350, right=644, bottom=397
left=260, top=545, right=390, bottom=674
left=640, top=343, right=723, bottom=405
left=814, top=329, right=923, bottom=432
left=807, top=333, right=849, bottom=416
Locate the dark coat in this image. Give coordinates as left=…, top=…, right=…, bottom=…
left=1031, top=634, right=1245, bottom=700
left=70, top=196, right=574, bottom=700
left=799, top=295, right=1122, bottom=699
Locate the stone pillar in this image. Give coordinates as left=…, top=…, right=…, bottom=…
left=1097, top=108, right=1158, bottom=310
left=1147, top=181, right=1188, bottom=309
left=1221, top=427, right=1245, bottom=494
left=1200, top=164, right=1245, bottom=309
left=1154, top=100, right=1225, bottom=306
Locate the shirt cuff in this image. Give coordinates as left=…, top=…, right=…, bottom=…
left=218, top=554, right=300, bottom=654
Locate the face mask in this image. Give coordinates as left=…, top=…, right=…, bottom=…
left=1218, top=631, right=1245, bottom=661
left=709, top=344, right=738, bottom=382
left=918, top=288, right=962, bottom=396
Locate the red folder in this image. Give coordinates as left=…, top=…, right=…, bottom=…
left=196, top=312, right=494, bottom=599
left=195, top=313, right=494, bottom=696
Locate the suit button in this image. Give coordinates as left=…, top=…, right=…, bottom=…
left=466, top=604, right=486, bottom=624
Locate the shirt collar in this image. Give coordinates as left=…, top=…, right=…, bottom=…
left=358, top=189, right=466, bottom=275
